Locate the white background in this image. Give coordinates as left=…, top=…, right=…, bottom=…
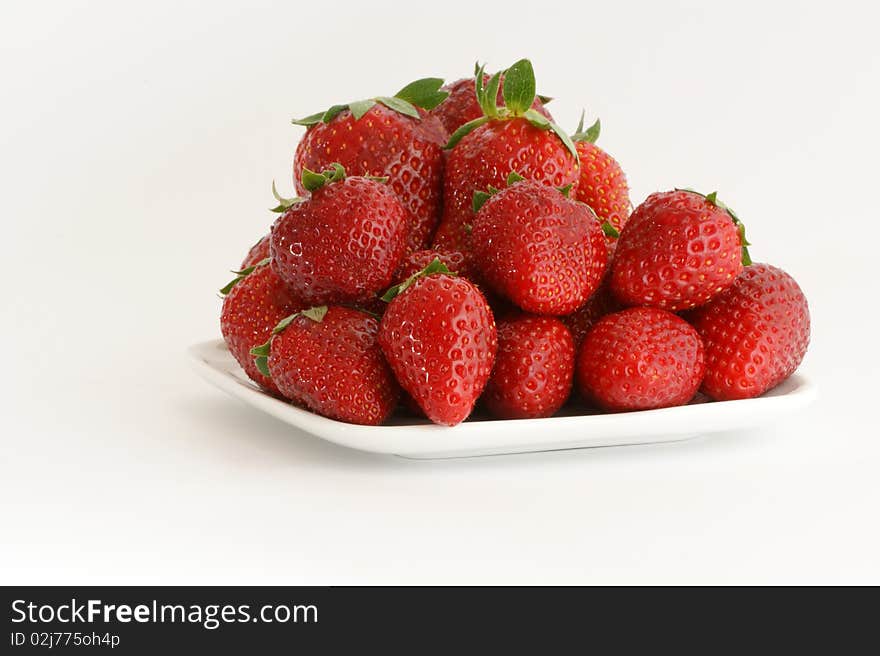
left=2, top=0, right=879, bottom=584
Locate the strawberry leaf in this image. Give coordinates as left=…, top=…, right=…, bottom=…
left=301, top=167, right=329, bottom=192
left=325, top=162, right=346, bottom=183
left=537, top=94, right=553, bottom=104
left=249, top=340, right=272, bottom=377
left=376, top=96, right=420, bottom=119
left=300, top=164, right=347, bottom=192
left=601, top=222, right=620, bottom=239
left=445, top=116, right=489, bottom=149
left=291, top=111, right=324, bottom=127
left=502, top=59, right=537, bottom=115
left=482, top=71, right=502, bottom=118
left=300, top=306, right=329, bottom=323
left=219, top=257, right=270, bottom=296
left=572, top=112, right=601, bottom=144
left=523, top=108, right=550, bottom=128
left=557, top=182, right=573, bottom=198
left=270, top=181, right=302, bottom=213
left=381, top=258, right=453, bottom=302
left=472, top=190, right=492, bottom=213
left=507, top=170, right=526, bottom=186
left=349, top=99, right=376, bottom=121
left=394, top=78, right=449, bottom=111
left=321, top=104, right=348, bottom=124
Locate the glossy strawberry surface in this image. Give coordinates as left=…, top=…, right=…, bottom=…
left=577, top=307, right=705, bottom=411
left=433, top=117, right=579, bottom=256
left=270, top=176, right=407, bottom=305
left=378, top=274, right=497, bottom=426
left=293, top=104, right=444, bottom=253
left=685, top=263, right=810, bottom=401
left=220, top=265, right=302, bottom=394
left=561, top=280, right=620, bottom=348
left=610, top=190, right=744, bottom=311
left=483, top=314, right=574, bottom=419
left=268, top=306, right=399, bottom=425
left=471, top=181, right=605, bottom=315
left=575, top=141, right=631, bottom=234
left=394, top=248, right=476, bottom=283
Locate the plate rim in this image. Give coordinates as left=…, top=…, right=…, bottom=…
left=187, top=338, right=817, bottom=458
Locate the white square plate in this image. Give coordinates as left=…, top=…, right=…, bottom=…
left=188, top=339, right=816, bottom=459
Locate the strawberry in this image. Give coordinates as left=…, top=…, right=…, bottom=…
left=685, top=263, right=810, bottom=401
left=562, top=280, right=620, bottom=348
left=483, top=314, right=575, bottom=419
left=571, top=113, right=631, bottom=235
left=394, top=248, right=476, bottom=282
left=577, top=307, right=705, bottom=411
left=270, top=164, right=408, bottom=306
left=470, top=174, right=607, bottom=315
left=378, top=260, right=497, bottom=426
left=610, top=189, right=751, bottom=311
left=430, top=68, right=553, bottom=136
left=432, top=59, right=580, bottom=257
left=219, top=262, right=302, bottom=394
left=251, top=306, right=399, bottom=425
left=292, top=78, right=448, bottom=253
left=241, top=233, right=270, bottom=269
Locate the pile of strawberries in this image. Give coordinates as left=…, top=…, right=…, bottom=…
left=219, top=59, right=811, bottom=427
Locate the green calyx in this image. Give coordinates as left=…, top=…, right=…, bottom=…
left=249, top=306, right=329, bottom=377
left=270, top=180, right=303, bottom=213
left=291, top=78, right=449, bottom=127
left=572, top=110, right=601, bottom=144
left=677, top=188, right=753, bottom=266
left=445, top=59, right=578, bottom=161
left=298, top=163, right=387, bottom=193
left=301, top=162, right=346, bottom=192
left=471, top=170, right=573, bottom=213
left=601, top=222, right=620, bottom=239
left=381, top=258, right=454, bottom=302
left=219, top=257, right=270, bottom=296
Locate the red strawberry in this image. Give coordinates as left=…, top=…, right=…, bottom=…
left=430, top=70, right=553, bottom=136
left=577, top=307, right=705, bottom=411
left=270, top=164, right=408, bottom=305
left=470, top=175, right=607, bottom=315
left=253, top=306, right=399, bottom=425
left=610, top=189, right=750, bottom=311
left=685, top=263, right=810, bottom=401
left=571, top=114, right=631, bottom=236
left=394, top=248, right=476, bottom=282
left=378, top=260, right=497, bottom=426
left=483, top=314, right=575, bottom=419
left=432, top=60, right=580, bottom=257
left=219, top=263, right=302, bottom=394
left=241, top=233, right=270, bottom=269
left=292, top=79, right=448, bottom=253
left=562, top=280, right=620, bottom=348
